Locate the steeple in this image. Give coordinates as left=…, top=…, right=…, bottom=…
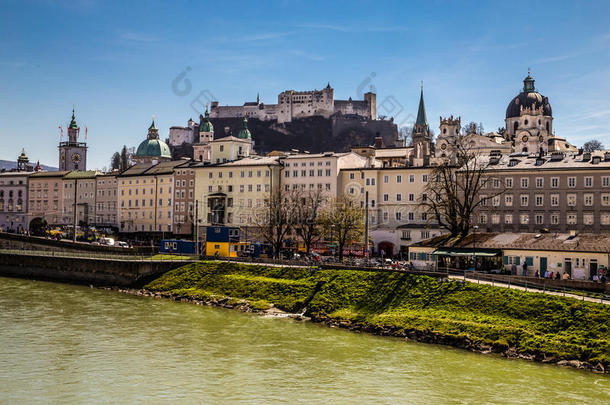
left=69, top=107, right=78, bottom=129
left=237, top=115, right=252, bottom=139
left=199, top=107, right=214, bottom=133
left=415, top=82, right=428, bottom=128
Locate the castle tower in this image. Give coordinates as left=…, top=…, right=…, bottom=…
left=364, top=92, right=376, bottom=120
left=58, top=108, right=88, bottom=171
left=412, top=85, right=432, bottom=159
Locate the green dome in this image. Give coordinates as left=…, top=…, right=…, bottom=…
left=200, top=109, right=214, bottom=133
left=135, top=138, right=171, bottom=158
left=237, top=115, right=251, bottom=139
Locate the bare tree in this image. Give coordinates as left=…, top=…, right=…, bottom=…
left=319, top=197, right=364, bottom=261
left=292, top=189, right=325, bottom=254
left=252, top=189, right=296, bottom=258
left=583, top=139, right=604, bottom=152
left=422, top=141, right=506, bottom=240
left=462, top=121, right=484, bottom=135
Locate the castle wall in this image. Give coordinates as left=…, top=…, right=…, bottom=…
left=169, top=127, right=195, bottom=146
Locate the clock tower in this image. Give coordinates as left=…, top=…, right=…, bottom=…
left=59, top=108, right=88, bottom=171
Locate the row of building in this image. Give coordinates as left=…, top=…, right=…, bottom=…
left=1, top=73, right=608, bottom=259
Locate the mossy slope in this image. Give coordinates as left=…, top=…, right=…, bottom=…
left=145, top=261, right=610, bottom=366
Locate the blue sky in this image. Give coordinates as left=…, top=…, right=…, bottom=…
left=1, top=0, right=610, bottom=169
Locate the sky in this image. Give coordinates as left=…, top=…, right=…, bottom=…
left=1, top=0, right=610, bottom=170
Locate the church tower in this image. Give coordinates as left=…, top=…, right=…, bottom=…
left=58, top=108, right=87, bottom=171
left=412, top=85, right=432, bottom=159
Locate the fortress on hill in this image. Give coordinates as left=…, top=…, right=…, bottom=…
left=209, top=83, right=377, bottom=123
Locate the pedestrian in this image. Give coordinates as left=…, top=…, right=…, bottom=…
left=511, top=262, right=517, bottom=275
left=593, top=274, right=599, bottom=282
left=534, top=270, right=539, bottom=278
left=522, top=259, right=528, bottom=276
left=544, top=270, right=550, bottom=278
left=555, top=271, right=560, bottom=280
left=549, top=271, right=554, bottom=279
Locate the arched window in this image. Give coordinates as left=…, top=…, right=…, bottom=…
left=513, top=122, right=519, bottom=132
left=546, top=122, right=549, bottom=132
left=522, top=147, right=528, bottom=153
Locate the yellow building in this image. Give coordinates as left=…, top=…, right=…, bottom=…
left=193, top=156, right=282, bottom=240
left=118, top=161, right=186, bottom=234
left=339, top=166, right=445, bottom=257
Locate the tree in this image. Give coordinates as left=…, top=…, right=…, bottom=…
left=292, top=189, right=325, bottom=254
left=496, top=127, right=506, bottom=137
left=120, top=145, right=130, bottom=170
left=583, top=139, right=604, bottom=152
left=318, top=197, right=364, bottom=261
left=422, top=139, right=506, bottom=240
left=462, top=121, right=484, bottom=135
left=399, top=125, right=412, bottom=146
left=111, top=152, right=121, bottom=170
left=252, top=189, right=296, bottom=258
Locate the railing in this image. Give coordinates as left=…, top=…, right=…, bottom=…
left=0, top=248, right=198, bottom=262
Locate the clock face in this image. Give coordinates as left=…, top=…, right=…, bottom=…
left=72, top=153, right=81, bottom=163
left=522, top=135, right=529, bottom=143
left=440, top=143, right=447, bottom=150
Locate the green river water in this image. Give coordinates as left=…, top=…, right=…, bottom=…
left=0, top=277, right=608, bottom=404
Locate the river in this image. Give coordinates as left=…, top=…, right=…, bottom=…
left=0, top=277, right=608, bottom=404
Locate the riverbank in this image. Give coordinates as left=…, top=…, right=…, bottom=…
left=139, top=261, right=609, bottom=373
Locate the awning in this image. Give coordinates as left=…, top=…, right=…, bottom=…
left=432, top=248, right=500, bottom=257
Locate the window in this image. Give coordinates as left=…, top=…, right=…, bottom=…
left=535, top=214, right=544, bottom=225
left=535, top=177, right=543, bottom=188
left=603, top=177, right=610, bottom=187
left=551, top=214, right=559, bottom=225
left=520, top=214, right=529, bottom=224
left=567, top=194, right=576, bottom=207
left=383, top=211, right=389, bottom=221
left=585, top=177, right=593, bottom=187
left=395, top=212, right=402, bottom=221
left=422, top=174, right=428, bottom=183
left=396, top=193, right=402, bottom=202
left=504, top=214, right=513, bottom=224
left=421, top=212, right=428, bottom=221
left=602, top=213, right=610, bottom=225
left=408, top=193, right=414, bottom=202
left=567, top=214, right=577, bottom=225
left=505, top=194, right=513, bottom=206
left=408, top=212, right=415, bottom=221
left=493, top=178, right=500, bottom=188
left=421, top=231, right=429, bottom=239
left=505, top=177, right=513, bottom=188
left=520, top=195, right=529, bottom=206
left=408, top=174, right=414, bottom=183
left=349, top=173, right=355, bottom=180
left=568, top=177, right=576, bottom=188
left=492, top=214, right=500, bottom=224
left=383, top=175, right=389, bottom=183
left=535, top=194, right=544, bottom=207
left=325, top=169, right=331, bottom=176
left=551, top=177, right=559, bottom=188
left=584, top=213, right=594, bottom=225
left=584, top=194, right=593, bottom=206
left=383, top=194, right=389, bottom=202
left=551, top=194, right=559, bottom=207
left=602, top=194, right=610, bottom=206
left=521, top=177, right=529, bottom=188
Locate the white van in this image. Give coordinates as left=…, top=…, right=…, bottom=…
left=99, top=237, right=115, bottom=246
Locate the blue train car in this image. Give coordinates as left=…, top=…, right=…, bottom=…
left=160, top=239, right=197, bottom=254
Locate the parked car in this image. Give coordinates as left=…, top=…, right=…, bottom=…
left=116, top=241, right=130, bottom=248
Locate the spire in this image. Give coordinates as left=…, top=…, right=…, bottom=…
left=257, top=93, right=260, bottom=104
left=68, top=107, right=78, bottom=129
left=200, top=106, right=214, bottom=133
left=415, top=82, right=428, bottom=127
left=147, top=116, right=159, bottom=140
left=149, top=115, right=157, bottom=130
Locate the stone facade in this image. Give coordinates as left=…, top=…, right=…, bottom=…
left=173, top=163, right=195, bottom=236
left=62, top=171, right=98, bottom=227
left=95, top=173, right=119, bottom=228
left=28, top=171, right=69, bottom=226
left=0, top=171, right=30, bottom=232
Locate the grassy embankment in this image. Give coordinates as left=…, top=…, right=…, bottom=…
left=145, top=261, right=610, bottom=367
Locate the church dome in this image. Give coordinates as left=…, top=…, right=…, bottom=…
left=200, top=108, right=214, bottom=133
left=237, top=115, right=252, bottom=139
left=135, top=118, right=171, bottom=158
left=505, top=75, right=552, bottom=119
left=135, top=138, right=171, bottom=158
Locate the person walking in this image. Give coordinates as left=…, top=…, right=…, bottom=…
left=522, top=259, right=528, bottom=276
